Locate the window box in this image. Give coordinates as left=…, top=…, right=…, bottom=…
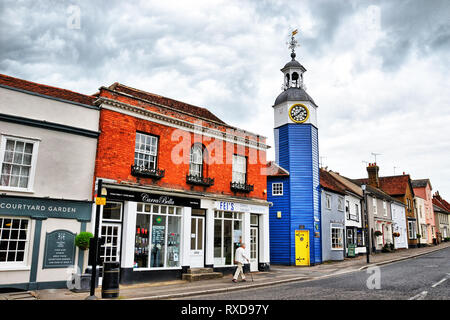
left=230, top=182, right=254, bottom=193
left=186, top=174, right=214, bottom=187
left=131, top=164, right=165, bottom=179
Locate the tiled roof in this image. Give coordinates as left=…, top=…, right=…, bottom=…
left=433, top=193, right=450, bottom=212
left=320, top=169, right=346, bottom=195
left=351, top=177, right=403, bottom=204
left=328, top=171, right=363, bottom=197
left=356, top=175, right=411, bottom=196
left=0, top=73, right=96, bottom=106
left=106, top=82, right=227, bottom=125
left=411, top=179, right=431, bottom=189
left=265, top=161, right=289, bottom=177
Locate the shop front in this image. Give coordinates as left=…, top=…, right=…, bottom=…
left=346, top=227, right=366, bottom=256
left=211, top=200, right=270, bottom=273
left=99, top=185, right=270, bottom=284
left=0, top=195, right=92, bottom=290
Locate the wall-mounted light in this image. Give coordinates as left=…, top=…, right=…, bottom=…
left=277, top=211, right=282, bottom=219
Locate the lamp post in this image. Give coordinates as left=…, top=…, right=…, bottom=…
left=86, top=178, right=105, bottom=300
left=362, top=184, right=370, bottom=263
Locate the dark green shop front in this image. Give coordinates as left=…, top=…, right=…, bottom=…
left=0, top=195, right=92, bottom=291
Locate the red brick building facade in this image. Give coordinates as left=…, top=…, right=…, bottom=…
left=93, top=83, right=271, bottom=283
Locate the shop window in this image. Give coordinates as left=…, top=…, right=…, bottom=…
left=0, top=217, right=29, bottom=264
left=357, top=230, right=364, bottom=246
left=134, top=204, right=181, bottom=269
left=213, top=210, right=243, bottom=266
left=250, top=214, right=259, bottom=226
left=331, top=227, right=344, bottom=250
left=272, top=183, right=283, bottom=196
left=0, top=135, right=39, bottom=191
left=347, top=229, right=354, bottom=245
left=102, top=202, right=122, bottom=221
left=134, top=132, right=158, bottom=170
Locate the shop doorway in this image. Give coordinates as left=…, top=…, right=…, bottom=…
left=190, top=216, right=204, bottom=268
left=295, top=230, right=310, bottom=266
left=250, top=227, right=258, bottom=271
left=100, top=223, right=122, bottom=263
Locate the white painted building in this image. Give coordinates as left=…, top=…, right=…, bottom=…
left=415, top=196, right=428, bottom=245
left=0, top=74, right=99, bottom=290
left=344, top=193, right=366, bottom=255
left=391, top=200, right=408, bottom=249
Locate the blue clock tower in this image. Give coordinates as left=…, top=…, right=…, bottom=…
left=267, top=31, right=321, bottom=266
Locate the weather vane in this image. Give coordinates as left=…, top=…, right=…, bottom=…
left=287, top=28, right=300, bottom=56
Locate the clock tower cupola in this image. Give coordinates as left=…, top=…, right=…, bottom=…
left=268, top=30, right=322, bottom=266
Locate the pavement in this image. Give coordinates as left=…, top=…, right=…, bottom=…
left=29, top=241, right=450, bottom=300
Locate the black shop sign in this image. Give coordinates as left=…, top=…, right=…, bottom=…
left=106, top=188, right=201, bottom=208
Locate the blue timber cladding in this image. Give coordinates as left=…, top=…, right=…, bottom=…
left=268, top=176, right=291, bottom=264
left=269, top=123, right=321, bottom=265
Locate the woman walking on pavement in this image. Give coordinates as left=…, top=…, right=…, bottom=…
left=232, top=243, right=250, bottom=283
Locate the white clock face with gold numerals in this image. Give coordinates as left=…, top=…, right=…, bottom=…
left=289, top=104, right=309, bottom=123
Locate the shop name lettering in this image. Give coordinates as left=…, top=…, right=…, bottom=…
left=218, top=201, right=235, bottom=211
left=0, top=203, right=77, bottom=213
left=141, top=193, right=175, bottom=205
left=181, top=304, right=269, bottom=317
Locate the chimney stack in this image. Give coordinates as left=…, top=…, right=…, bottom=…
left=367, top=162, right=380, bottom=188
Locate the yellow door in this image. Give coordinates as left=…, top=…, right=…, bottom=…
left=295, top=230, right=310, bottom=266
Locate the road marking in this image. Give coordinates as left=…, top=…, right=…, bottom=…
left=431, top=278, right=448, bottom=288
left=409, top=291, right=428, bottom=300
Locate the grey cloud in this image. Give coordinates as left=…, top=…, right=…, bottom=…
left=372, top=0, right=450, bottom=71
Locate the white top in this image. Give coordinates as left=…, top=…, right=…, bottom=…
left=235, top=247, right=250, bottom=264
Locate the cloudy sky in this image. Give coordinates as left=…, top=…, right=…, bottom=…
left=1, top=0, right=450, bottom=196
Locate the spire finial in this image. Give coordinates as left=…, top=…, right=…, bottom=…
left=287, top=29, right=300, bottom=60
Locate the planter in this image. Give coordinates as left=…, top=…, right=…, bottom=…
left=75, top=232, right=94, bottom=251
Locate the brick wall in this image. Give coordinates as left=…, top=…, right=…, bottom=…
left=94, top=108, right=267, bottom=200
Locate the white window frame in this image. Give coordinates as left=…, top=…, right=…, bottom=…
left=214, top=211, right=243, bottom=266
left=272, top=183, right=283, bottom=196
left=232, top=154, right=246, bottom=184
left=337, top=197, right=344, bottom=212
left=408, top=221, right=416, bottom=239
left=354, top=203, right=360, bottom=222
left=134, top=132, right=158, bottom=170
left=0, top=134, right=40, bottom=193
left=134, top=204, right=182, bottom=270
left=325, top=193, right=332, bottom=210
left=383, top=201, right=387, bottom=217
left=0, top=216, right=31, bottom=268
left=345, top=200, right=350, bottom=218
left=331, top=226, right=344, bottom=250
left=101, top=201, right=123, bottom=222
left=373, top=198, right=377, bottom=215
left=189, top=144, right=203, bottom=177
